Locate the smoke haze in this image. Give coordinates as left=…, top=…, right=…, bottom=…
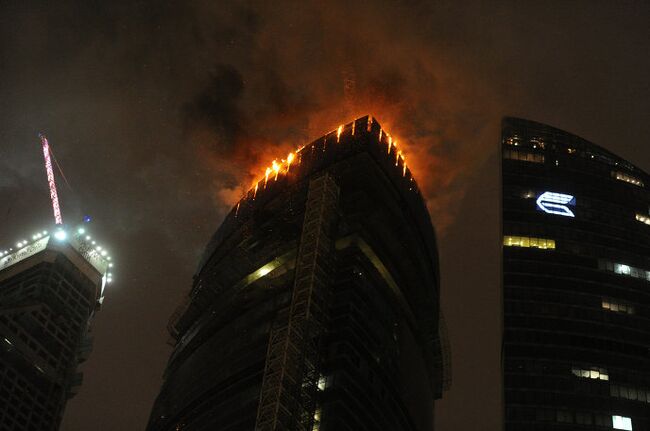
left=0, top=1, right=648, bottom=430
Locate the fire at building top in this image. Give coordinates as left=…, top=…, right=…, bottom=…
left=234, top=114, right=417, bottom=215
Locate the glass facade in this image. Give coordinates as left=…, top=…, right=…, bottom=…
left=502, top=117, right=650, bottom=430
left=147, top=116, right=449, bottom=431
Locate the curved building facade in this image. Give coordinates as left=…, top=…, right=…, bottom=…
left=147, top=115, right=448, bottom=431
left=502, top=118, right=650, bottom=430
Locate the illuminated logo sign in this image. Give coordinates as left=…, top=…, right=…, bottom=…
left=536, top=191, right=576, bottom=217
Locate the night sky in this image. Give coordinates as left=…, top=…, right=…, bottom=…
left=1, top=1, right=649, bottom=430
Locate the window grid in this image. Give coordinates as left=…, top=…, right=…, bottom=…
left=503, top=236, right=556, bottom=250
left=504, top=149, right=545, bottom=164
left=612, top=171, right=644, bottom=187
left=602, top=298, right=635, bottom=314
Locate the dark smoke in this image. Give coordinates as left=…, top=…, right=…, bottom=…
left=1, top=2, right=648, bottom=431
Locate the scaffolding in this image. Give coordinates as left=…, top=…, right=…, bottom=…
left=255, top=173, right=339, bottom=431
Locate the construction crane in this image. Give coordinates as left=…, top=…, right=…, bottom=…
left=39, top=133, right=63, bottom=225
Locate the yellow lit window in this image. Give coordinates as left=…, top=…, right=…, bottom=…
left=612, top=171, right=644, bottom=187
left=602, top=298, right=635, bottom=315
left=504, top=236, right=555, bottom=250
left=503, top=149, right=545, bottom=163
left=636, top=214, right=650, bottom=225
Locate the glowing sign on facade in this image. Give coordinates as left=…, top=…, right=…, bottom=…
left=536, top=191, right=576, bottom=217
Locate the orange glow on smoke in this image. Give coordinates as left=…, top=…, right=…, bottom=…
left=239, top=116, right=413, bottom=207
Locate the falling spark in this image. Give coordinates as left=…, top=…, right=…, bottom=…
left=351, top=121, right=356, bottom=136
left=336, top=125, right=343, bottom=142
left=254, top=182, right=259, bottom=197
left=235, top=202, right=240, bottom=216
left=264, top=167, right=272, bottom=187
left=367, top=115, right=372, bottom=132
left=387, top=135, right=392, bottom=154
left=379, top=129, right=383, bottom=143
left=396, top=150, right=401, bottom=166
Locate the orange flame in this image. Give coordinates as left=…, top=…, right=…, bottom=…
left=264, top=167, right=272, bottom=187
left=272, top=160, right=280, bottom=180
left=241, top=116, right=411, bottom=206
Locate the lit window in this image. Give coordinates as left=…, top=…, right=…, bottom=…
left=530, top=137, right=545, bottom=149
left=615, top=263, right=631, bottom=275
left=612, top=171, right=644, bottom=187
left=312, top=407, right=322, bottom=431
left=572, top=366, right=608, bottom=381
left=612, top=415, right=633, bottom=430
left=602, top=298, right=635, bottom=315
left=504, top=136, right=520, bottom=146
left=317, top=375, right=327, bottom=391
left=504, top=149, right=545, bottom=163
left=635, top=214, right=650, bottom=225
left=602, top=260, right=650, bottom=281
left=504, top=236, right=555, bottom=250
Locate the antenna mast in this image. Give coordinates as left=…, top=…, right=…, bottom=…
left=39, top=133, right=63, bottom=225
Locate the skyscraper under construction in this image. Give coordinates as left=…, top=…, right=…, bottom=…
left=0, top=226, right=112, bottom=431
left=147, top=115, right=450, bottom=431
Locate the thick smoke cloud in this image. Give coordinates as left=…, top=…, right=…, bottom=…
left=180, top=1, right=502, bottom=229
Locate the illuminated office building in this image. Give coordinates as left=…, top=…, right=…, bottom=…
left=147, top=115, right=450, bottom=431
left=502, top=117, right=650, bottom=430
left=0, top=227, right=111, bottom=431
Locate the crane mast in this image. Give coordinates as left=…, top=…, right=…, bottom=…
left=39, top=133, right=63, bottom=225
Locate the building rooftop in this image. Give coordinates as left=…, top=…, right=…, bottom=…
left=0, top=225, right=114, bottom=300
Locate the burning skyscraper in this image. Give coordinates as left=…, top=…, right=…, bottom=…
left=0, top=226, right=112, bottom=430
left=147, top=115, right=450, bottom=430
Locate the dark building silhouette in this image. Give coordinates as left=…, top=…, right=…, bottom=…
left=147, top=115, right=450, bottom=431
left=502, top=117, right=650, bottom=431
left=0, top=227, right=111, bottom=431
